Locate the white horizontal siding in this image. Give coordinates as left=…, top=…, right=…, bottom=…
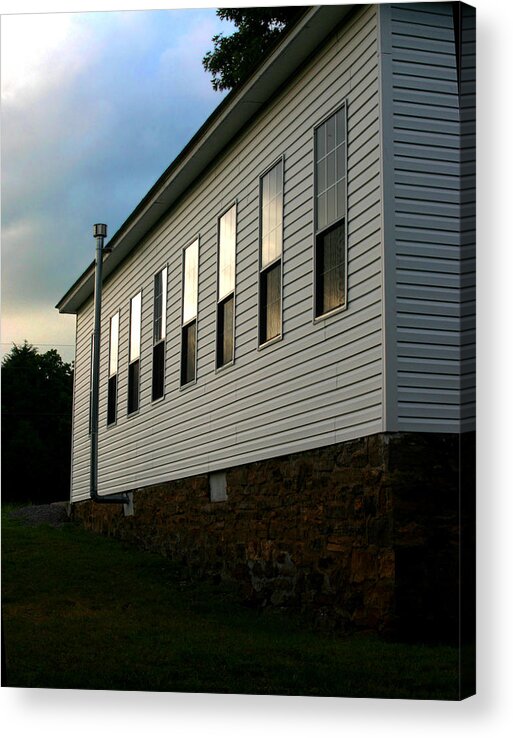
left=385, top=2, right=475, bottom=433
left=71, top=5, right=384, bottom=501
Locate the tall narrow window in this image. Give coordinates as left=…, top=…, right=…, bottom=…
left=152, top=266, right=167, bottom=400
left=314, top=104, right=347, bottom=318
left=107, top=312, right=119, bottom=425
left=181, top=240, right=198, bottom=386
left=217, top=205, right=236, bottom=368
left=128, top=292, right=141, bottom=414
left=259, top=159, right=283, bottom=345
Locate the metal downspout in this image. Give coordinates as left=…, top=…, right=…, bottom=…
left=90, top=223, right=131, bottom=507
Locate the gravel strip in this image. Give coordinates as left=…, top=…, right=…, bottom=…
left=9, top=503, right=71, bottom=527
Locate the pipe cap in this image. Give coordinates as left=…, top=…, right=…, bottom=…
left=93, top=223, right=108, bottom=238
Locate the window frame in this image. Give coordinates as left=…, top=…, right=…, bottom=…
left=107, top=310, right=120, bottom=426
left=180, top=237, right=199, bottom=389
left=127, top=290, right=142, bottom=416
left=257, top=155, right=285, bottom=349
left=152, top=265, right=168, bottom=402
left=215, top=201, right=237, bottom=371
left=312, top=102, right=348, bottom=323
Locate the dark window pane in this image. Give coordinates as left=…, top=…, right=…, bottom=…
left=107, top=374, right=117, bottom=425
left=154, top=315, right=162, bottom=345
left=316, top=221, right=346, bottom=317
left=181, top=321, right=196, bottom=385
left=128, top=359, right=140, bottom=414
left=260, top=262, right=281, bottom=344
left=152, top=340, right=165, bottom=401
left=217, top=295, right=234, bottom=368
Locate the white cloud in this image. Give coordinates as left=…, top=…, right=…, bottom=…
left=1, top=14, right=90, bottom=103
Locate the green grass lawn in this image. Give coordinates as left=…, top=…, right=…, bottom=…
left=2, top=506, right=461, bottom=698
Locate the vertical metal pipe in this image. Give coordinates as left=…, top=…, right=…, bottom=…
left=89, top=224, right=129, bottom=505
left=90, top=226, right=105, bottom=500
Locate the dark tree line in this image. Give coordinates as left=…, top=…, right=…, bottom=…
left=1, top=342, right=73, bottom=504
left=202, top=7, right=305, bottom=91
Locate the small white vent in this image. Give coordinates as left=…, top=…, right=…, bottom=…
left=123, top=492, right=134, bottom=517
left=209, top=471, right=227, bottom=502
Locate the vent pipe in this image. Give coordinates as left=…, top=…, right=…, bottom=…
left=90, top=223, right=131, bottom=508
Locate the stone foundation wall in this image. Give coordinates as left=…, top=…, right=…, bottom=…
left=72, top=432, right=474, bottom=640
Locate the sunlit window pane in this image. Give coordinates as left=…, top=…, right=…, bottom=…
left=337, top=178, right=346, bottom=219
left=317, top=192, right=327, bottom=231
left=336, top=144, right=346, bottom=181
left=183, top=240, right=198, bottom=325
left=129, top=292, right=141, bottom=363
left=218, top=206, right=236, bottom=301
left=261, top=161, right=283, bottom=268
left=154, top=277, right=162, bottom=343
left=327, top=184, right=337, bottom=225
left=153, top=266, right=167, bottom=343
left=317, top=157, right=326, bottom=193
left=109, top=312, right=119, bottom=377
left=315, top=105, right=346, bottom=232
left=326, top=115, right=336, bottom=153
left=336, top=108, right=346, bottom=146
left=161, top=266, right=167, bottom=339
left=327, top=151, right=335, bottom=187
left=317, top=123, right=326, bottom=159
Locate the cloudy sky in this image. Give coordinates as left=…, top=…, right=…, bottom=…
left=1, top=2, right=234, bottom=363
